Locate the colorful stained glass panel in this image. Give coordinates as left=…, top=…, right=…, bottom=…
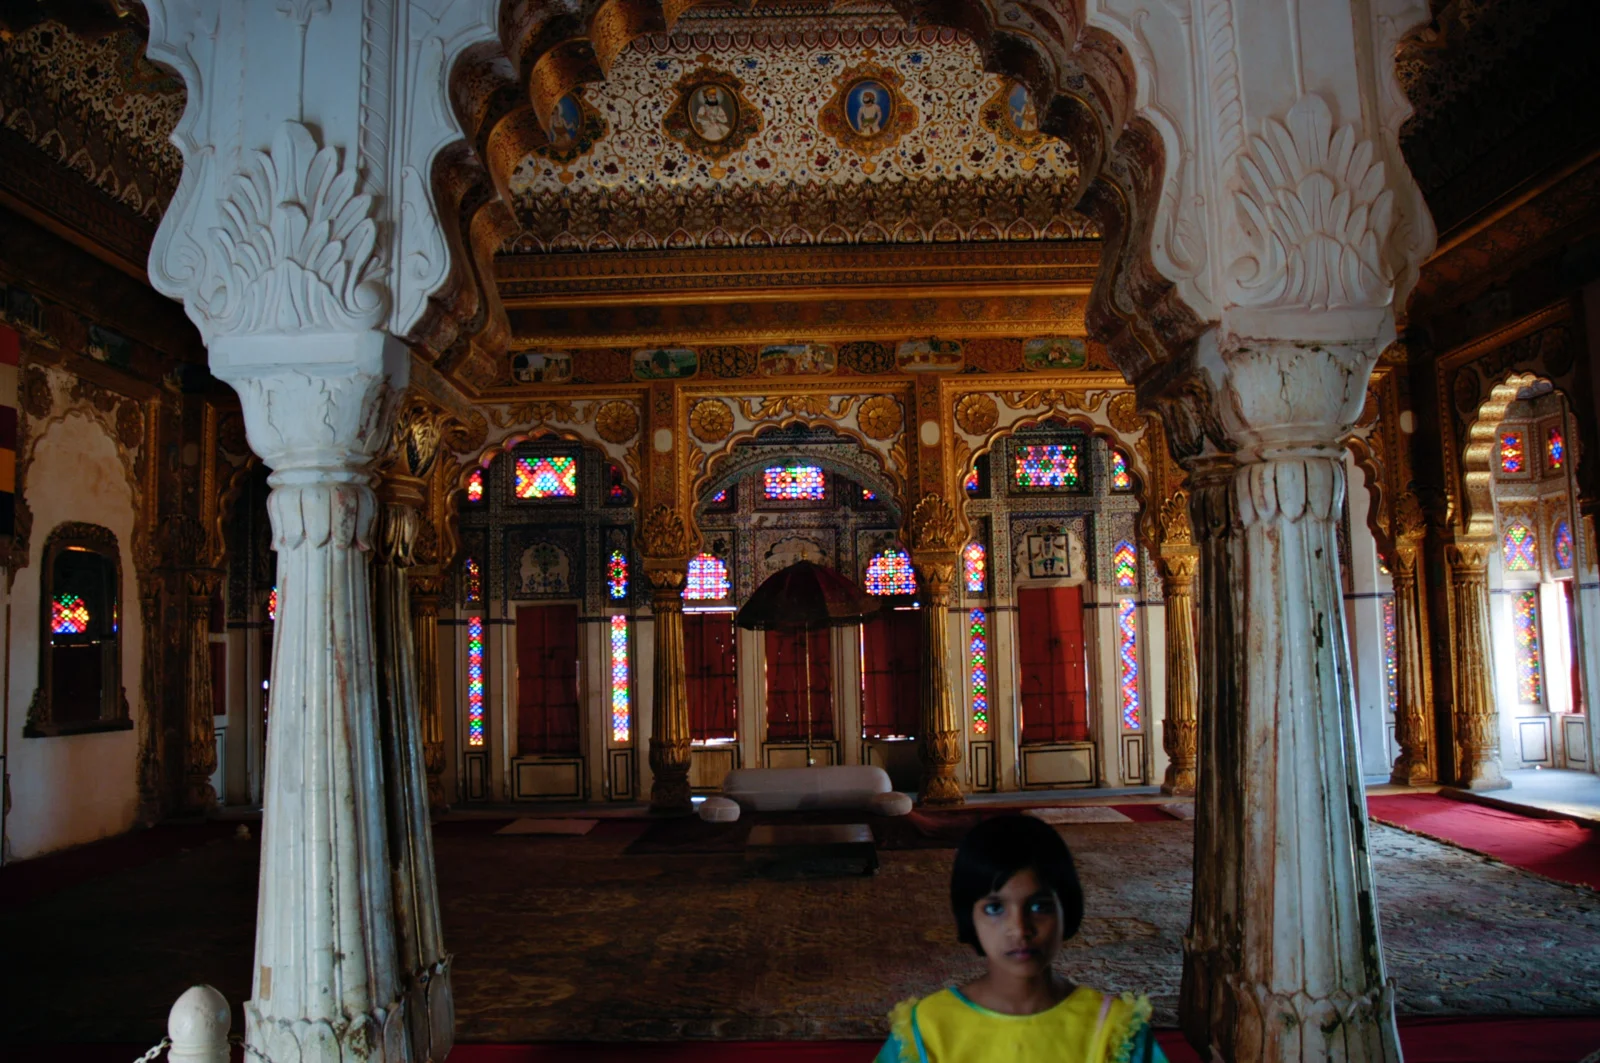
left=514, top=454, right=578, bottom=498
left=861, top=487, right=877, bottom=502
left=1014, top=443, right=1082, bottom=490
left=1500, top=431, right=1525, bottom=475
left=1513, top=588, right=1543, bottom=704
left=466, top=467, right=484, bottom=503
left=711, top=489, right=727, bottom=503
left=963, top=469, right=980, bottom=495
left=963, top=542, right=986, bottom=593
left=763, top=465, right=826, bottom=500
left=1110, top=448, right=1133, bottom=491
left=467, top=615, right=486, bottom=747
left=1382, top=596, right=1397, bottom=715
left=610, top=615, right=630, bottom=743
left=865, top=549, right=917, bottom=596
left=51, top=594, right=89, bottom=635
left=267, top=587, right=278, bottom=622
left=465, top=557, right=482, bottom=602
left=1113, top=539, right=1138, bottom=590
left=1554, top=520, right=1574, bottom=571
left=970, top=609, right=989, bottom=736
left=607, top=549, right=629, bottom=600
left=684, top=553, right=730, bottom=600
left=1547, top=427, right=1566, bottom=472
left=1502, top=522, right=1538, bottom=572
left=1117, top=598, right=1141, bottom=729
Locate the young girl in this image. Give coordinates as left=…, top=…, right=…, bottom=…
left=877, top=814, right=1167, bottom=1062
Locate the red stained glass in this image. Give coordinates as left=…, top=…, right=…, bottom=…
left=1500, top=431, right=1525, bottom=475
left=51, top=594, right=90, bottom=635
left=266, top=587, right=278, bottom=622
left=1015, top=443, right=1082, bottom=490
left=466, top=468, right=484, bottom=503
left=467, top=615, right=486, bottom=747
left=1547, top=427, right=1566, bottom=472
left=607, top=549, right=629, bottom=600
left=963, top=469, right=980, bottom=495
left=865, top=549, right=917, bottom=596
left=1110, top=448, right=1133, bottom=491
left=1513, top=588, right=1543, bottom=704
left=963, top=542, right=986, bottom=593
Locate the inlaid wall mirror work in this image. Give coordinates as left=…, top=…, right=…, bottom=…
left=27, top=522, right=127, bottom=736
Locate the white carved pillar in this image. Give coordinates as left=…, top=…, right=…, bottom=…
left=142, top=4, right=497, bottom=1061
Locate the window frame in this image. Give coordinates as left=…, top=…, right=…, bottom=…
left=26, top=522, right=129, bottom=738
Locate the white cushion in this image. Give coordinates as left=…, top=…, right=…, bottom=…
left=722, top=765, right=892, bottom=812
left=697, top=795, right=741, bottom=823
left=870, top=791, right=914, bottom=817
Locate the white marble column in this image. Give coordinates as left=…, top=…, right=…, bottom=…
left=142, top=4, right=497, bottom=1059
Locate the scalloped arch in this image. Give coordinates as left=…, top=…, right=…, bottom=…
left=695, top=420, right=902, bottom=522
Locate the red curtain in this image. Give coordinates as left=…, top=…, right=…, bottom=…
left=516, top=604, right=581, bottom=755
left=764, top=627, right=834, bottom=741
left=1566, top=581, right=1584, bottom=714
left=686, top=612, right=739, bottom=740
left=861, top=609, right=922, bottom=739
left=1018, top=586, right=1089, bottom=744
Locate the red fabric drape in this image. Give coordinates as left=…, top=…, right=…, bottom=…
left=516, top=604, right=581, bottom=755
left=861, top=609, right=922, bottom=739
left=764, top=627, right=834, bottom=741
left=1018, top=586, right=1089, bottom=744
left=686, top=612, right=739, bottom=741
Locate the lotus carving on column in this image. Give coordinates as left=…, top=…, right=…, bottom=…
left=1230, top=95, right=1396, bottom=311
left=204, top=121, right=387, bottom=337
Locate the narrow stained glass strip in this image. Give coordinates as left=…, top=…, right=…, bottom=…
left=1382, top=596, right=1398, bottom=715
left=466, top=467, right=484, bottom=502
left=1513, top=588, right=1543, bottom=704
left=963, top=542, right=986, bottom=593
left=1547, top=427, right=1566, bottom=472
left=607, top=549, right=629, bottom=600
left=1117, top=598, right=1140, bottom=730
left=970, top=609, right=988, bottom=736
left=467, top=615, right=486, bottom=748
left=610, top=614, right=630, bottom=744
left=1110, top=448, right=1133, bottom=491
left=1554, top=520, right=1574, bottom=571
left=266, top=587, right=278, bottom=623
left=1113, top=539, right=1138, bottom=590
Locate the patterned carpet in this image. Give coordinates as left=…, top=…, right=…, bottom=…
left=3, top=817, right=1598, bottom=1044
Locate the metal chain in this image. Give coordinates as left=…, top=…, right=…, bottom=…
left=131, top=1039, right=171, bottom=1063
left=230, top=1031, right=272, bottom=1062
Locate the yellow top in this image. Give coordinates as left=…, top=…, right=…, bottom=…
left=877, top=985, right=1163, bottom=1063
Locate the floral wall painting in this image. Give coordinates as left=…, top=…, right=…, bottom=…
left=819, top=62, right=918, bottom=164
left=633, top=347, right=699, bottom=380
left=758, top=344, right=835, bottom=376
left=896, top=337, right=964, bottom=372
left=663, top=67, right=763, bottom=163
left=1022, top=337, right=1087, bottom=371
left=510, top=351, right=572, bottom=384
left=535, top=91, right=606, bottom=165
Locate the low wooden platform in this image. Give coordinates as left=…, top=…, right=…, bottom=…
left=744, top=822, right=878, bottom=878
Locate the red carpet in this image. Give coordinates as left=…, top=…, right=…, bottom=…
left=0, top=821, right=242, bottom=908
left=16, top=1021, right=1600, bottom=1063
left=1367, top=793, right=1600, bottom=889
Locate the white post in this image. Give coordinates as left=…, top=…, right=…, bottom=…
left=168, top=985, right=230, bottom=1063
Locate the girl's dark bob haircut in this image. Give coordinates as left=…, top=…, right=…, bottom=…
left=950, top=814, right=1084, bottom=955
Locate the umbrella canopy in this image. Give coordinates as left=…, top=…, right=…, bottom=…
left=735, top=560, right=882, bottom=632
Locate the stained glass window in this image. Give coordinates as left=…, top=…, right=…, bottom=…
left=1015, top=443, right=1083, bottom=490
left=963, top=469, right=980, bottom=495
left=1513, top=588, right=1543, bottom=704
left=1499, top=431, right=1525, bottom=475
left=963, top=542, right=987, bottom=593
left=1502, top=521, right=1538, bottom=572
left=1117, top=598, right=1141, bottom=730
left=862, top=487, right=877, bottom=502
left=1382, top=596, right=1398, bottom=715
left=1113, top=539, right=1138, bottom=590
left=464, top=557, right=482, bottom=602
left=865, top=549, right=917, bottom=596
left=970, top=609, right=989, bottom=736
left=1554, top=520, right=1574, bottom=571
left=1110, top=448, right=1133, bottom=492
left=610, top=615, right=630, bottom=743
left=465, top=468, right=484, bottom=503
left=607, top=549, right=629, bottom=600
left=684, top=553, right=730, bottom=600
left=51, top=594, right=90, bottom=635
left=514, top=454, right=577, bottom=498
left=1547, top=427, right=1566, bottom=473
left=607, top=464, right=629, bottom=503
left=763, top=464, right=826, bottom=501
left=711, top=489, right=727, bottom=503
left=466, top=615, right=486, bottom=747
left=267, top=586, right=278, bottom=622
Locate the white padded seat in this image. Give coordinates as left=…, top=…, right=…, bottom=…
left=696, top=795, right=742, bottom=823
left=869, top=791, right=914, bottom=817
left=722, top=764, right=892, bottom=812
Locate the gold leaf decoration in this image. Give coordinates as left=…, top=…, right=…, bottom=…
left=1107, top=392, right=1145, bottom=434
left=999, top=389, right=1105, bottom=416
left=954, top=393, right=999, bottom=437
left=639, top=504, right=689, bottom=560
left=1159, top=489, right=1193, bottom=547
left=688, top=399, right=734, bottom=443
left=909, top=493, right=960, bottom=553
left=737, top=394, right=855, bottom=421
left=857, top=395, right=904, bottom=441
left=596, top=400, right=640, bottom=444
left=491, top=400, right=584, bottom=430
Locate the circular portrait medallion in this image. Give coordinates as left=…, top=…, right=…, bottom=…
left=687, top=84, right=738, bottom=144
left=845, top=79, right=893, bottom=137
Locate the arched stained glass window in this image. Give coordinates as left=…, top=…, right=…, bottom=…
left=1547, top=427, right=1566, bottom=472
left=607, top=549, right=629, bottom=600
left=963, top=542, right=986, bottom=593
left=465, top=467, right=485, bottom=503
left=1109, top=448, right=1133, bottom=492
left=1554, top=520, right=1574, bottom=571
left=684, top=553, right=730, bottom=600
left=514, top=454, right=578, bottom=498
left=1502, top=521, right=1538, bottom=572
left=1499, top=431, right=1526, bottom=475
left=969, top=609, right=989, bottom=735
left=763, top=465, right=826, bottom=500
left=1117, top=598, right=1141, bottom=730
left=606, top=463, right=629, bottom=504
left=1513, top=588, right=1543, bottom=704
left=865, top=549, right=917, bottom=596
left=1112, top=539, right=1138, bottom=590
left=610, top=615, right=630, bottom=743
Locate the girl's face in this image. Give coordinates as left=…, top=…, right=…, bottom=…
left=971, top=866, right=1063, bottom=976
